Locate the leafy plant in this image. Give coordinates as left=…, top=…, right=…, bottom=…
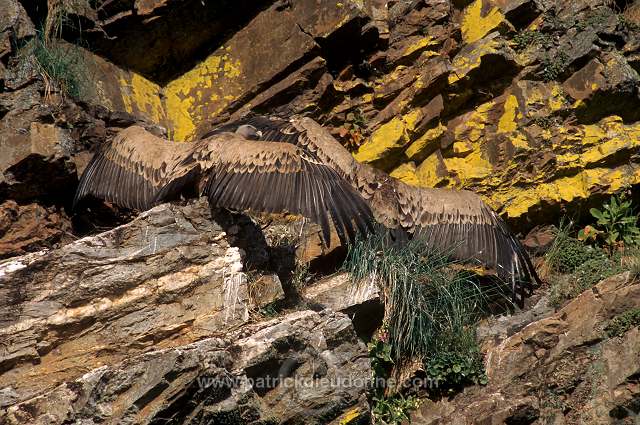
left=339, top=109, right=368, bottom=151
left=368, top=332, right=394, bottom=381
left=578, top=194, right=640, bottom=251
left=371, top=393, right=420, bottom=425
left=424, top=349, right=488, bottom=391
left=605, top=307, right=640, bottom=338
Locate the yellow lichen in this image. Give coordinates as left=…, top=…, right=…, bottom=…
left=497, top=94, right=519, bottom=133
left=405, top=123, right=446, bottom=160
left=401, top=37, right=438, bottom=59
left=390, top=162, right=420, bottom=185
left=118, top=73, right=165, bottom=125
left=338, top=407, right=363, bottom=425
left=493, top=165, right=640, bottom=218
left=354, top=109, right=423, bottom=163
left=416, top=153, right=447, bottom=187
left=164, top=52, right=243, bottom=141
left=444, top=150, right=493, bottom=183
left=461, top=0, right=505, bottom=44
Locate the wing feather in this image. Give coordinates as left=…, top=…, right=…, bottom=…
left=410, top=187, right=540, bottom=304
left=193, top=134, right=372, bottom=246
left=74, top=126, right=195, bottom=210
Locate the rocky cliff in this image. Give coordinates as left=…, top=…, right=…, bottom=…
left=2, top=0, right=640, bottom=423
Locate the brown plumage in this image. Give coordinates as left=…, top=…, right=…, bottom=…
left=209, top=115, right=541, bottom=303
left=74, top=126, right=374, bottom=245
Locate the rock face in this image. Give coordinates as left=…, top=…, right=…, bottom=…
left=0, top=200, right=371, bottom=424
left=411, top=273, right=640, bottom=424
left=4, top=0, right=640, bottom=232
left=2, top=0, right=640, bottom=423
left=27, top=0, right=640, bottom=233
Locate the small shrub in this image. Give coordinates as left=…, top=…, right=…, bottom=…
left=578, top=193, right=640, bottom=252
left=550, top=236, right=604, bottom=274
left=605, top=308, right=640, bottom=337
left=550, top=254, right=621, bottom=307
left=539, top=51, right=569, bottom=82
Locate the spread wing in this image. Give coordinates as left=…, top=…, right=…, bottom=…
left=206, top=115, right=540, bottom=301
left=192, top=134, right=373, bottom=245
left=402, top=186, right=540, bottom=304
left=74, top=126, right=195, bottom=210
left=75, top=126, right=373, bottom=246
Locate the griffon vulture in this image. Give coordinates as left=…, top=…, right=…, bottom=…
left=74, top=125, right=374, bottom=245
left=205, top=115, right=541, bottom=303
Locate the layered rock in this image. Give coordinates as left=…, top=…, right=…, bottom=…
left=0, top=200, right=370, bottom=424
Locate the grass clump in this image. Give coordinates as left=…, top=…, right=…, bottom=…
left=605, top=308, right=640, bottom=338
left=20, top=31, right=90, bottom=99
left=344, top=231, right=498, bottom=422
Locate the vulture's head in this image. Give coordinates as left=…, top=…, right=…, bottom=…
left=235, top=124, right=263, bottom=140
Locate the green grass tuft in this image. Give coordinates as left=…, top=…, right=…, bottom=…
left=20, top=31, right=91, bottom=99
left=345, top=230, right=502, bottom=406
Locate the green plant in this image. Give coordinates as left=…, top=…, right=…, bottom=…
left=512, top=30, right=553, bottom=50
left=578, top=194, right=640, bottom=251
left=339, top=108, right=368, bottom=151
left=345, top=230, right=496, bottom=400
left=549, top=236, right=604, bottom=274
left=539, top=51, right=569, bottom=82
left=550, top=254, right=621, bottom=307
left=290, top=260, right=312, bottom=290
left=368, top=333, right=394, bottom=380
left=605, top=307, right=640, bottom=337
left=424, top=349, right=487, bottom=390
left=20, top=31, right=90, bottom=99
left=371, top=393, right=420, bottom=425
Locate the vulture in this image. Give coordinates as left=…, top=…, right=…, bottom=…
left=74, top=125, right=374, bottom=245
left=204, top=115, right=542, bottom=303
